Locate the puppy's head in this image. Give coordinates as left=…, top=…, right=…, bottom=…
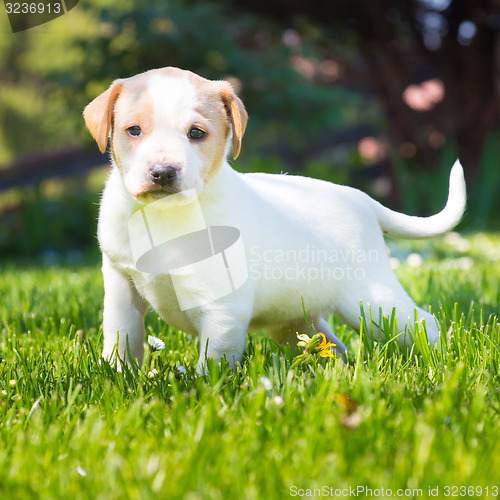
left=83, top=67, right=247, bottom=201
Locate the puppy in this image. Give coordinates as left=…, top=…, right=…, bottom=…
left=83, top=67, right=466, bottom=372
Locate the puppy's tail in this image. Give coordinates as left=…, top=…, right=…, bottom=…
left=370, top=160, right=466, bottom=239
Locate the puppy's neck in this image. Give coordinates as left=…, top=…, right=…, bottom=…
left=200, top=160, right=239, bottom=201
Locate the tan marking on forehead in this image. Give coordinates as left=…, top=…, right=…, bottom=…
left=114, top=76, right=154, bottom=119
left=116, top=91, right=154, bottom=128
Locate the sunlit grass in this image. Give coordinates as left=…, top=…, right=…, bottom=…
left=1, top=233, right=499, bottom=499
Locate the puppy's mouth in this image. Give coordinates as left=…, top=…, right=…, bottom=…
left=134, top=188, right=178, bottom=203
left=132, top=180, right=184, bottom=201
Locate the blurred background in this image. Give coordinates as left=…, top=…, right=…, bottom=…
left=0, top=0, right=499, bottom=261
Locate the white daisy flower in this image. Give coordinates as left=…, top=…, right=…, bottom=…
left=147, top=335, right=165, bottom=351
left=175, top=364, right=187, bottom=376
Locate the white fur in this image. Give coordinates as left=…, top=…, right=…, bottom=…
left=94, top=69, right=467, bottom=372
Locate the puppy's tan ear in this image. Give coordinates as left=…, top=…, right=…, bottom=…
left=218, top=83, right=248, bottom=160
left=83, top=80, right=123, bottom=153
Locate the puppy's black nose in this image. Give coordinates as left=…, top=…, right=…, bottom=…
left=150, top=165, right=178, bottom=186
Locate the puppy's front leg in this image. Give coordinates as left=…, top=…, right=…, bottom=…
left=101, top=254, right=147, bottom=367
left=195, top=311, right=249, bottom=374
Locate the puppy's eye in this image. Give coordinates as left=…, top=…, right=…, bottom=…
left=188, top=128, right=206, bottom=140
left=127, top=126, right=142, bottom=137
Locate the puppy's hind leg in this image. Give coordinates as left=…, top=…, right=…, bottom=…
left=336, top=266, right=442, bottom=351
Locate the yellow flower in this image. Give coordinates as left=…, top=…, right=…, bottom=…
left=295, top=332, right=336, bottom=358
left=316, top=333, right=336, bottom=358
left=292, top=331, right=337, bottom=369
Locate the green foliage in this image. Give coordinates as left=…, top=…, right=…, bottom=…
left=0, top=173, right=102, bottom=259
left=1, top=234, right=500, bottom=498
left=470, top=132, right=500, bottom=226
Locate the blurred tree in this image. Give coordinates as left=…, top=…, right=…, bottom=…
left=71, top=0, right=369, bottom=167
left=219, top=0, right=500, bottom=183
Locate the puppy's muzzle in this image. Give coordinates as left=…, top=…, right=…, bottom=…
left=150, top=165, right=179, bottom=188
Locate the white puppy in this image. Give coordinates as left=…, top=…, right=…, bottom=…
left=83, top=67, right=466, bottom=372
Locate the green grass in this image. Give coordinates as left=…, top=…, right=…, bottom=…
left=1, top=233, right=500, bottom=499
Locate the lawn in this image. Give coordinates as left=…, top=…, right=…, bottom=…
left=1, top=233, right=500, bottom=499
